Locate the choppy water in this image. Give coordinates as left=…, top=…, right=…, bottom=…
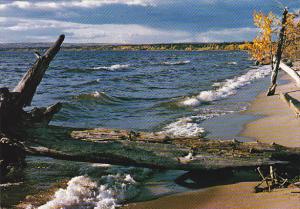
left=0, top=49, right=271, bottom=208
left=0, top=49, right=271, bottom=135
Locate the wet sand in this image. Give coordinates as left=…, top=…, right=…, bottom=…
left=123, top=65, right=300, bottom=209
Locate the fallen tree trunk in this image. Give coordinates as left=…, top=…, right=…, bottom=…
left=20, top=126, right=300, bottom=171
left=279, top=62, right=300, bottom=87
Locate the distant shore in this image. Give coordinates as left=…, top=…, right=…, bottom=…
left=123, top=63, right=300, bottom=209
left=0, top=42, right=248, bottom=52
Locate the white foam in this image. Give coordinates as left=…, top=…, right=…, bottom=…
left=159, top=117, right=206, bottom=137
left=39, top=167, right=152, bottom=209
left=162, top=60, right=190, bottom=65
left=160, top=110, right=232, bottom=138
left=93, top=64, right=130, bottom=71
left=181, top=65, right=271, bottom=107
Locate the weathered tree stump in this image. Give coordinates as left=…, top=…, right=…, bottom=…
left=0, top=35, right=65, bottom=182
left=0, top=35, right=64, bottom=136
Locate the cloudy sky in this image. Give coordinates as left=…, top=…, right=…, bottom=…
left=0, top=0, right=299, bottom=43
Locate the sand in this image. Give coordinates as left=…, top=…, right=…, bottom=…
left=241, top=74, right=300, bottom=147
left=123, top=67, right=300, bottom=209
left=123, top=183, right=300, bottom=209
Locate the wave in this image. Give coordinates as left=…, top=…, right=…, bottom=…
left=159, top=117, right=206, bottom=138
left=38, top=167, right=152, bottom=209
left=181, top=65, right=271, bottom=107
left=161, top=60, right=191, bottom=66
left=77, top=79, right=101, bottom=87
left=75, top=91, right=120, bottom=104
left=93, top=64, right=130, bottom=71
left=159, top=109, right=234, bottom=138
left=227, top=61, right=238, bottom=65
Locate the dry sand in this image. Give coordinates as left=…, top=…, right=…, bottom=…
left=241, top=74, right=300, bottom=147
left=123, top=183, right=300, bottom=209
left=123, top=66, right=300, bottom=209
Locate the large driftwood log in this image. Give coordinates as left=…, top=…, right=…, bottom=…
left=20, top=126, right=300, bottom=171
left=13, top=35, right=65, bottom=108
left=0, top=35, right=64, bottom=182
left=267, top=8, right=288, bottom=96
left=279, top=61, right=300, bottom=87
left=0, top=35, right=64, bottom=135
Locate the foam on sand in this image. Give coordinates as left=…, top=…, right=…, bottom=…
left=181, top=65, right=271, bottom=107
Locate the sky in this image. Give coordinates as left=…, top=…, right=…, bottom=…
left=0, top=0, right=300, bottom=43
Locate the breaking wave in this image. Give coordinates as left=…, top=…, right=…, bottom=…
left=159, top=109, right=232, bottom=137
left=93, top=64, right=130, bottom=71
left=38, top=167, right=152, bottom=209
left=161, top=60, right=191, bottom=66
left=181, top=65, right=271, bottom=107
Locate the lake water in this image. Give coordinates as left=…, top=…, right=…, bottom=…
left=0, top=49, right=271, bottom=208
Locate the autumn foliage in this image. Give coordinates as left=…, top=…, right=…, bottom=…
left=246, top=11, right=278, bottom=64
left=247, top=10, right=300, bottom=63
left=284, top=13, right=300, bottom=59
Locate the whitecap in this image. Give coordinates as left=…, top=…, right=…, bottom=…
left=181, top=65, right=271, bottom=107
left=162, top=60, right=191, bottom=65
left=93, top=64, right=130, bottom=71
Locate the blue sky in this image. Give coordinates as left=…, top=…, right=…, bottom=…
left=0, top=0, right=299, bottom=43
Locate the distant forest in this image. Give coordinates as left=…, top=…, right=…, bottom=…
left=0, top=42, right=249, bottom=52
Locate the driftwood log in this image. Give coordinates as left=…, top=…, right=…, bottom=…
left=279, top=62, right=300, bottom=87
left=1, top=34, right=300, bottom=183
left=0, top=35, right=64, bottom=181
left=19, top=126, right=300, bottom=171
left=0, top=35, right=64, bottom=135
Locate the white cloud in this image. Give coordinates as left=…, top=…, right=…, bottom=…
left=196, top=27, right=258, bottom=42
left=0, top=0, right=158, bottom=10
left=0, top=17, right=191, bottom=43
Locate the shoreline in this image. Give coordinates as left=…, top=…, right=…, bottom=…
left=240, top=73, right=300, bottom=147
left=123, top=66, right=300, bottom=209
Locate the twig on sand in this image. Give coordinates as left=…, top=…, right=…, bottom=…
left=255, top=166, right=289, bottom=192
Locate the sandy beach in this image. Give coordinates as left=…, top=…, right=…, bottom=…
left=123, top=182, right=300, bottom=209
left=241, top=74, right=300, bottom=147
left=123, top=66, right=300, bottom=209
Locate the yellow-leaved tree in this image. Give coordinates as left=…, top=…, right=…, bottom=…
left=246, top=11, right=279, bottom=65
left=283, top=13, right=300, bottom=59
left=247, top=10, right=300, bottom=64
